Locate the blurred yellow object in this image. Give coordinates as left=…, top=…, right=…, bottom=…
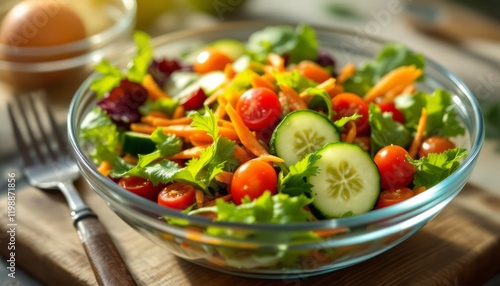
left=135, top=0, right=175, bottom=29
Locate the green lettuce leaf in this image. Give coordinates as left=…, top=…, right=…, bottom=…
left=343, top=43, right=425, bottom=95
left=408, top=148, right=468, bottom=188
left=274, top=70, right=317, bottom=93
left=369, top=103, right=411, bottom=154
left=80, top=107, right=121, bottom=162
left=246, top=24, right=318, bottom=64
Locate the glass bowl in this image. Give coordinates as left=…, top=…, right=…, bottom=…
left=67, top=21, right=484, bottom=278
left=0, top=0, right=136, bottom=90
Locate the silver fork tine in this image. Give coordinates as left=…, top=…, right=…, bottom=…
left=13, top=95, right=46, bottom=164
left=40, top=92, right=70, bottom=156
left=7, top=102, right=34, bottom=167
left=27, top=92, right=59, bottom=162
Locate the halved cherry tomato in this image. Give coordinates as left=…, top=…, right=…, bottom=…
left=332, top=93, right=370, bottom=134
left=418, top=136, right=456, bottom=158
left=230, top=160, right=278, bottom=205
left=118, top=176, right=163, bottom=201
left=296, top=60, right=331, bottom=83
left=158, top=182, right=196, bottom=210
left=181, top=88, right=207, bottom=111
left=374, top=145, right=415, bottom=190
left=236, top=87, right=281, bottom=131
left=375, top=187, right=414, bottom=209
left=193, top=48, right=232, bottom=74
left=377, top=101, right=405, bottom=124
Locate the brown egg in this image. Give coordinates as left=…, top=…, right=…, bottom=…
left=0, top=0, right=87, bottom=48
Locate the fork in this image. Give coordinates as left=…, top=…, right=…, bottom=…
left=7, top=92, right=136, bottom=286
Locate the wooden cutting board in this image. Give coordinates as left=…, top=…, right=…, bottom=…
left=1, top=178, right=499, bottom=286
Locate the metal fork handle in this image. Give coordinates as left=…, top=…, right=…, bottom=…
left=57, top=181, right=137, bottom=286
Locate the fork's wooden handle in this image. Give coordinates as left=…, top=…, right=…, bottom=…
left=76, top=216, right=137, bottom=286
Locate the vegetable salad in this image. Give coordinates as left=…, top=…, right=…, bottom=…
left=81, top=24, right=468, bottom=223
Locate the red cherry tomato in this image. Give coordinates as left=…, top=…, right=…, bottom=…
left=236, top=87, right=281, bottom=131
left=181, top=88, right=207, bottom=111
left=377, top=101, right=405, bottom=124
left=118, top=176, right=163, bottom=201
left=375, top=187, right=414, bottom=209
left=230, top=160, right=278, bottom=205
left=332, top=93, right=370, bottom=134
left=158, top=182, right=196, bottom=210
left=418, top=136, right=456, bottom=158
left=193, top=49, right=232, bottom=74
left=373, top=145, right=415, bottom=190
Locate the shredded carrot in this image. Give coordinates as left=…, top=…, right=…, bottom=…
left=267, top=53, right=285, bottom=72
left=143, top=115, right=192, bottom=126
left=173, top=105, right=185, bottom=119
left=214, top=96, right=228, bottom=119
left=327, top=84, right=344, bottom=98
left=402, top=83, right=416, bottom=95
left=343, top=121, right=357, bottom=143
left=364, top=65, right=422, bottom=102
left=225, top=104, right=269, bottom=157
left=204, top=194, right=232, bottom=207
left=122, top=153, right=138, bottom=164
left=300, top=78, right=337, bottom=102
left=297, top=60, right=332, bottom=83
left=408, top=107, right=427, bottom=159
left=314, top=227, right=349, bottom=238
left=413, top=186, right=426, bottom=195
left=142, top=73, right=171, bottom=100
left=280, top=84, right=308, bottom=110
left=130, top=123, right=156, bottom=134
left=251, top=74, right=276, bottom=91
left=353, top=136, right=370, bottom=153
left=337, top=63, right=356, bottom=84
left=383, top=84, right=406, bottom=102
left=97, top=161, right=113, bottom=177
left=262, top=72, right=276, bottom=84
left=224, top=63, right=236, bottom=79
left=252, top=155, right=284, bottom=164
left=169, top=145, right=208, bottom=160
left=233, top=145, right=252, bottom=164
left=218, top=119, right=235, bottom=130
left=162, top=125, right=238, bottom=142
left=215, top=171, right=234, bottom=185
left=146, top=110, right=169, bottom=118
left=195, top=189, right=204, bottom=208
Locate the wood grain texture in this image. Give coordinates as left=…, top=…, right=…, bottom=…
left=0, top=179, right=499, bottom=286
left=76, top=217, right=137, bottom=286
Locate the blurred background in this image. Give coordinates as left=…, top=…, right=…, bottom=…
left=0, top=0, right=499, bottom=284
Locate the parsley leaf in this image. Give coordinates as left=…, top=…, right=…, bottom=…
left=90, top=60, right=124, bottom=98
left=395, top=89, right=465, bottom=137
left=369, top=103, right=411, bottom=154
left=173, top=108, right=237, bottom=191
left=408, top=148, right=468, bottom=188
left=302, top=87, right=334, bottom=119
left=278, top=153, right=321, bottom=196
left=274, top=70, right=317, bottom=93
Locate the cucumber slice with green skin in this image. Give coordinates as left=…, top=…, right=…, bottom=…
left=270, top=110, right=341, bottom=166
left=122, top=131, right=156, bottom=156
left=308, top=142, right=380, bottom=218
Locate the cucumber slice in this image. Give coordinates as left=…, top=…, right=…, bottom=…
left=308, top=143, right=380, bottom=218
left=270, top=110, right=340, bottom=166
left=122, top=131, right=156, bottom=156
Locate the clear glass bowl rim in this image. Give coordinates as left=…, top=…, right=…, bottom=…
left=68, top=20, right=485, bottom=232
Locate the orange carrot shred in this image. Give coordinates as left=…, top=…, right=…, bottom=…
left=215, top=171, right=234, bottom=185
left=169, top=145, right=209, bottom=160
left=280, top=84, right=308, bottom=110
left=251, top=74, right=276, bottom=91
left=233, top=145, right=252, bottom=164
left=173, top=105, right=185, bottom=119
left=364, top=65, right=422, bottom=102
left=252, top=155, right=284, bottom=164
left=130, top=123, right=156, bottom=134
left=142, top=73, right=171, bottom=100
left=408, top=107, right=427, bottom=159
left=97, top=161, right=113, bottom=177
left=337, top=63, right=356, bottom=84
left=225, top=104, right=269, bottom=157
left=343, top=121, right=357, bottom=143
left=195, top=189, right=204, bottom=208
left=267, top=53, right=285, bottom=72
